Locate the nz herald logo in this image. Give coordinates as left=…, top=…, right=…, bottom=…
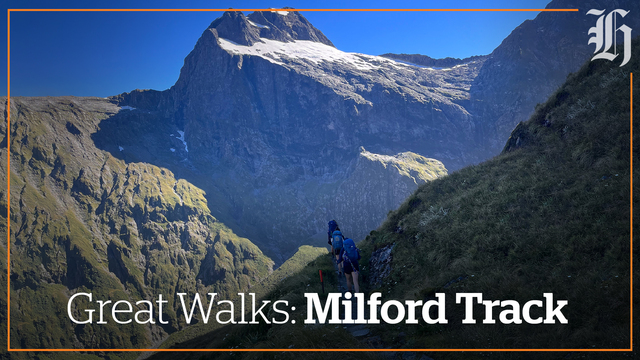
left=587, top=9, right=632, bottom=67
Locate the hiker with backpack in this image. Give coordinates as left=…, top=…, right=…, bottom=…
left=339, top=238, right=361, bottom=293
left=331, top=226, right=345, bottom=275
left=328, top=220, right=338, bottom=254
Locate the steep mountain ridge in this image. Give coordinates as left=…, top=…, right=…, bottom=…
left=2, top=97, right=274, bottom=350
left=358, top=37, right=636, bottom=351
left=470, top=0, right=640, bottom=151
left=380, top=53, right=488, bottom=69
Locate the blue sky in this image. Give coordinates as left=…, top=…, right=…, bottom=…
left=2, top=0, right=559, bottom=97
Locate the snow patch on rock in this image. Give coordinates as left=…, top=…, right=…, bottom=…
left=248, top=20, right=269, bottom=29
left=270, top=9, right=289, bottom=16
left=219, top=37, right=407, bottom=71
left=176, top=131, right=188, bottom=153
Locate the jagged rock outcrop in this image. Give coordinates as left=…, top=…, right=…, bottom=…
left=368, top=244, right=394, bottom=287
left=208, top=11, right=262, bottom=46
left=247, top=9, right=335, bottom=46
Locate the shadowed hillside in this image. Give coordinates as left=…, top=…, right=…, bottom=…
left=150, top=35, right=638, bottom=360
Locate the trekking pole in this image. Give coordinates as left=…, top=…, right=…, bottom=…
left=319, top=270, right=324, bottom=293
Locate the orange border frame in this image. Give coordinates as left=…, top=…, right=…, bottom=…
left=5, top=6, right=634, bottom=354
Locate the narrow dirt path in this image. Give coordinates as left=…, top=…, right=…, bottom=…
left=330, top=256, right=371, bottom=337
left=327, top=255, right=435, bottom=359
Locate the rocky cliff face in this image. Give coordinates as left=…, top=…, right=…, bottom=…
left=2, top=97, right=274, bottom=349
left=93, top=98, right=448, bottom=263
left=105, top=9, right=485, bottom=260
left=170, top=10, right=481, bottom=171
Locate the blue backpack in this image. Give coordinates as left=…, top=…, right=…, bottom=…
left=343, top=238, right=360, bottom=262
left=332, top=230, right=344, bottom=250
left=328, top=220, right=338, bottom=242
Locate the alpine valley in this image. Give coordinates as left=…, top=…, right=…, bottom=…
left=2, top=0, right=638, bottom=356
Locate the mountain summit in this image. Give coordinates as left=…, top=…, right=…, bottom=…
left=206, top=9, right=334, bottom=47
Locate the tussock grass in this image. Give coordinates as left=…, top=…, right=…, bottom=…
left=355, top=40, right=638, bottom=353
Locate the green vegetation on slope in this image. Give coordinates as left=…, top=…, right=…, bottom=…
left=152, top=246, right=381, bottom=360
left=359, top=148, right=448, bottom=182
left=0, top=97, right=274, bottom=355
left=154, top=245, right=329, bottom=352
left=356, top=42, right=636, bottom=356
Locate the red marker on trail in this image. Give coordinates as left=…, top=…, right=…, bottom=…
left=319, top=270, right=324, bottom=293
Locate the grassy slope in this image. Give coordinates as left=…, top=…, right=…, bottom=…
left=155, top=245, right=329, bottom=350
left=155, top=40, right=638, bottom=360
left=0, top=97, right=274, bottom=357
left=358, top=41, right=636, bottom=357
left=152, top=246, right=381, bottom=360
